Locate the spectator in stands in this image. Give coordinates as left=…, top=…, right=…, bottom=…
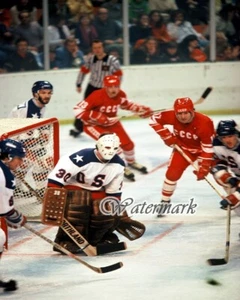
left=48, top=14, right=72, bottom=49
left=232, top=0, right=240, bottom=43
left=13, top=10, right=43, bottom=53
left=148, top=0, right=177, bottom=14
left=216, top=41, right=240, bottom=61
left=3, top=38, right=40, bottom=72
left=93, top=7, right=123, bottom=56
left=72, top=14, right=98, bottom=54
left=101, top=0, right=123, bottom=28
left=160, top=40, right=185, bottom=63
left=175, top=0, right=209, bottom=25
left=179, top=34, right=208, bottom=62
left=67, top=0, right=94, bottom=23
left=129, top=13, right=152, bottom=47
left=48, top=0, right=72, bottom=26
left=10, top=0, right=40, bottom=26
left=131, top=36, right=162, bottom=64
left=129, top=0, right=150, bottom=25
left=149, top=10, right=173, bottom=47
left=39, top=47, right=59, bottom=70
left=216, top=4, right=237, bottom=45
left=0, top=21, right=15, bottom=67
left=167, top=9, right=208, bottom=48
left=0, top=6, right=12, bottom=28
left=55, top=36, right=85, bottom=68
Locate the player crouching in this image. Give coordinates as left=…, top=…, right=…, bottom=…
left=211, top=120, right=240, bottom=212
left=44, top=133, right=145, bottom=254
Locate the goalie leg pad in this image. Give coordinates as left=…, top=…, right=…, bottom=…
left=116, top=211, right=146, bottom=241
left=53, top=190, right=92, bottom=254
left=89, top=215, right=119, bottom=246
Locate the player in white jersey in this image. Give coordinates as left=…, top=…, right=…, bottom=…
left=0, top=139, right=27, bottom=292
left=47, top=132, right=145, bottom=253
left=8, top=81, right=54, bottom=199
left=211, top=120, right=240, bottom=211
left=9, top=81, right=53, bottom=118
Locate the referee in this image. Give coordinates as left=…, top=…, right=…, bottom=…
left=70, top=39, right=123, bottom=137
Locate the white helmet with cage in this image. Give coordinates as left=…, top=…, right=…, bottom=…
left=96, top=133, right=120, bottom=161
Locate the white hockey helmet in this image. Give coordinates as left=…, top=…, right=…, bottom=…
left=96, top=133, right=120, bottom=161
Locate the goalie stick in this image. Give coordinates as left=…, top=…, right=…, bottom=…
left=21, top=179, right=127, bottom=256
left=24, top=223, right=123, bottom=274
left=174, top=144, right=232, bottom=266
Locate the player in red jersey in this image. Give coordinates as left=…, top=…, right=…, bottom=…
left=149, top=97, right=215, bottom=215
left=73, top=75, right=153, bottom=181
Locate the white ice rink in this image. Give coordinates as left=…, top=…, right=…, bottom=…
left=2, top=115, right=240, bottom=300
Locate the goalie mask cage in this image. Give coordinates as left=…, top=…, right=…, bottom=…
left=0, top=118, right=60, bottom=220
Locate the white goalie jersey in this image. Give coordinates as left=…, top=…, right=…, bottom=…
left=47, top=148, right=125, bottom=197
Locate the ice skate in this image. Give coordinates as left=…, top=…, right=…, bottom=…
left=157, top=200, right=171, bottom=218
left=128, top=162, right=148, bottom=174
left=124, top=168, right=135, bottom=181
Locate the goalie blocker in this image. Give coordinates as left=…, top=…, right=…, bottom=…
left=42, top=188, right=145, bottom=255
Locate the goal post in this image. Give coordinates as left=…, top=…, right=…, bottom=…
left=0, top=118, right=60, bottom=220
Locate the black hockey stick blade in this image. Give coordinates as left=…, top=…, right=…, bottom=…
left=100, top=262, right=123, bottom=273
left=96, top=242, right=127, bottom=255
left=207, top=258, right=228, bottom=266
left=201, top=87, right=212, bottom=99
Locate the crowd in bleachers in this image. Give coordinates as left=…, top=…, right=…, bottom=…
left=0, top=0, right=239, bottom=73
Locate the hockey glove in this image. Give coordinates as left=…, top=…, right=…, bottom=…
left=158, top=128, right=177, bottom=147
left=220, top=188, right=240, bottom=209
left=194, top=159, right=212, bottom=181
left=138, top=106, right=153, bottom=118
left=6, top=209, right=27, bottom=229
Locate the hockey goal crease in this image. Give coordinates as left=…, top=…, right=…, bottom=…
left=0, top=118, right=60, bottom=220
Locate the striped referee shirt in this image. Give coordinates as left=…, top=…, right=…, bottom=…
left=76, top=54, right=123, bottom=88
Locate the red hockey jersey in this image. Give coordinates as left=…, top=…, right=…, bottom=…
left=150, top=109, right=215, bottom=160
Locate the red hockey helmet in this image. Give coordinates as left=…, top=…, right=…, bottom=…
left=174, top=97, right=194, bottom=113
left=103, top=75, right=120, bottom=87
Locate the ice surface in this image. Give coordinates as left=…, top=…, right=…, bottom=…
left=2, top=116, right=240, bottom=300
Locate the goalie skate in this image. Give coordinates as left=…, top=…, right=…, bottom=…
left=124, top=168, right=135, bottom=181
left=128, top=162, right=148, bottom=174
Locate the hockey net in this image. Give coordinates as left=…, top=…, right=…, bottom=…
left=0, top=118, right=59, bottom=220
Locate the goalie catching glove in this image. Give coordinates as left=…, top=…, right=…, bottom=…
left=115, top=211, right=145, bottom=241
left=5, top=209, right=27, bottom=229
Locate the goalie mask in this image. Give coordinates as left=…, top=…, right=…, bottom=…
left=0, top=139, right=26, bottom=160
left=96, top=133, right=120, bottom=161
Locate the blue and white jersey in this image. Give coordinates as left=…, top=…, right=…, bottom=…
left=8, top=99, right=46, bottom=118
left=0, top=160, right=15, bottom=215
left=213, top=138, right=240, bottom=178
left=48, top=148, right=125, bottom=197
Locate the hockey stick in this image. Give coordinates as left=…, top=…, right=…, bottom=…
left=121, top=87, right=213, bottom=119
left=174, top=144, right=231, bottom=265
left=207, top=205, right=231, bottom=266
left=24, top=223, right=123, bottom=273
left=20, top=179, right=127, bottom=256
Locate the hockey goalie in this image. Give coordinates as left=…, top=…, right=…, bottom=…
left=43, top=132, right=145, bottom=254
